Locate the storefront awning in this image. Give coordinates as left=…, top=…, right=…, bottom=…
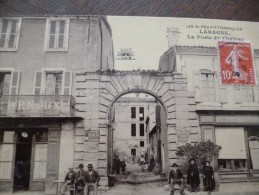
left=216, top=127, right=247, bottom=159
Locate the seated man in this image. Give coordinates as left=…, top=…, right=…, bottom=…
left=60, top=167, right=76, bottom=195
left=84, top=164, right=100, bottom=195
left=168, top=163, right=184, bottom=195
left=75, top=164, right=86, bottom=193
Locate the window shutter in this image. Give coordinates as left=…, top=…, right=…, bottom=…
left=218, top=85, right=228, bottom=103
left=234, top=86, right=242, bottom=104
left=62, top=71, right=72, bottom=95
left=10, top=70, right=20, bottom=95
left=193, top=71, right=202, bottom=102
left=34, top=72, right=42, bottom=95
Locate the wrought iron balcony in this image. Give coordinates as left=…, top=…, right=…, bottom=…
left=0, top=95, right=75, bottom=117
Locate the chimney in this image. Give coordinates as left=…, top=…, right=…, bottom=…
left=167, top=27, right=180, bottom=48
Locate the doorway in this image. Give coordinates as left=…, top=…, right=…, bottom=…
left=13, top=130, right=33, bottom=192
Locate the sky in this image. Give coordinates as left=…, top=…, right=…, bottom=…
left=107, top=16, right=259, bottom=71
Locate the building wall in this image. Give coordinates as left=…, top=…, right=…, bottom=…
left=0, top=16, right=114, bottom=191
left=159, top=45, right=259, bottom=182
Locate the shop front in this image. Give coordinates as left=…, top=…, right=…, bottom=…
left=0, top=95, right=78, bottom=193
left=199, top=113, right=259, bottom=182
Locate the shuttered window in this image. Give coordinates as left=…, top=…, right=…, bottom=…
left=201, top=73, right=216, bottom=102
left=33, top=70, right=72, bottom=95
left=0, top=70, right=20, bottom=96
left=45, top=19, right=69, bottom=51
left=0, top=18, right=21, bottom=50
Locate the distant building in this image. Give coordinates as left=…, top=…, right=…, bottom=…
left=112, top=96, right=156, bottom=162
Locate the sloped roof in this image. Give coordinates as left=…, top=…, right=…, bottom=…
left=0, top=0, right=259, bottom=22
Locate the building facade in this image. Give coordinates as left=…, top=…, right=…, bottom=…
left=159, top=45, right=259, bottom=182
left=0, top=16, right=114, bottom=193
left=112, top=96, right=156, bottom=162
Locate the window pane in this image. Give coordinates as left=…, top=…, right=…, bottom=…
left=8, top=34, right=15, bottom=48
left=59, top=21, right=65, bottom=34
left=50, top=21, right=56, bottom=34
left=0, top=34, right=6, bottom=47
left=1, top=20, right=8, bottom=33
left=10, top=20, right=17, bottom=33
left=58, top=35, right=64, bottom=48
left=131, top=124, right=136, bottom=136
left=131, top=107, right=136, bottom=118
left=33, top=144, right=47, bottom=179
left=140, top=124, right=145, bottom=136
left=139, top=107, right=144, bottom=121
left=0, top=162, right=12, bottom=179
left=49, top=35, right=55, bottom=48
left=0, top=144, right=14, bottom=179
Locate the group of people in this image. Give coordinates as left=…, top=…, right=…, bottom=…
left=168, top=159, right=215, bottom=195
left=60, top=163, right=100, bottom=195
left=113, top=155, right=127, bottom=174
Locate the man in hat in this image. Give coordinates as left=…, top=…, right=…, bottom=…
left=84, top=164, right=100, bottom=195
left=168, top=163, right=184, bottom=195
left=60, top=167, right=76, bottom=195
left=75, top=164, right=86, bottom=193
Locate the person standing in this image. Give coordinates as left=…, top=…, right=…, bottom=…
left=187, top=159, right=200, bottom=192
left=149, top=155, right=156, bottom=172
left=168, top=163, right=185, bottom=195
left=121, top=161, right=126, bottom=174
left=114, top=155, right=121, bottom=174
left=203, top=161, right=214, bottom=194
left=84, top=164, right=100, bottom=195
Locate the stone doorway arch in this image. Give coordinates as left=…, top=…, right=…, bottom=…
left=75, top=70, right=198, bottom=177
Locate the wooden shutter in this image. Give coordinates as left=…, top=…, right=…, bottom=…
left=34, top=72, right=42, bottom=95
left=9, top=70, right=20, bottom=95
left=193, top=71, right=202, bottom=102
left=45, top=128, right=60, bottom=195
left=62, top=71, right=72, bottom=95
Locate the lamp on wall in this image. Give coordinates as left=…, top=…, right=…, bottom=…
left=21, top=131, right=28, bottom=138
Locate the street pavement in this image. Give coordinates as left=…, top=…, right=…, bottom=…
left=1, top=163, right=259, bottom=195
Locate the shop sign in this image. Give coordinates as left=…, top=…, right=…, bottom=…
left=218, top=41, right=256, bottom=86
left=86, top=130, right=100, bottom=142
left=177, top=129, right=190, bottom=145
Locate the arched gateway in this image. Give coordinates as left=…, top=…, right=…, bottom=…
left=75, top=70, right=199, bottom=178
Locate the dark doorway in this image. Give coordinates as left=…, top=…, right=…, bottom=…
left=13, top=130, right=33, bottom=192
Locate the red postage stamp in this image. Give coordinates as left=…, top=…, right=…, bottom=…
left=218, top=41, right=256, bottom=85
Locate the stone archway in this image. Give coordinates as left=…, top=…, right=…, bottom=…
left=75, top=70, right=199, bottom=177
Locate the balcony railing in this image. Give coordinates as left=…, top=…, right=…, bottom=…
left=0, top=95, right=75, bottom=117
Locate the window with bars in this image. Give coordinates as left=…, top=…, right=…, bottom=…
left=201, top=73, right=216, bottom=102
left=0, top=18, right=21, bottom=50
left=45, top=19, right=69, bottom=51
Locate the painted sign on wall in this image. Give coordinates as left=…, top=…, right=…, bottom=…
left=218, top=41, right=256, bottom=86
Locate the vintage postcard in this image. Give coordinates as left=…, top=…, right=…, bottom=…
left=0, top=13, right=259, bottom=195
